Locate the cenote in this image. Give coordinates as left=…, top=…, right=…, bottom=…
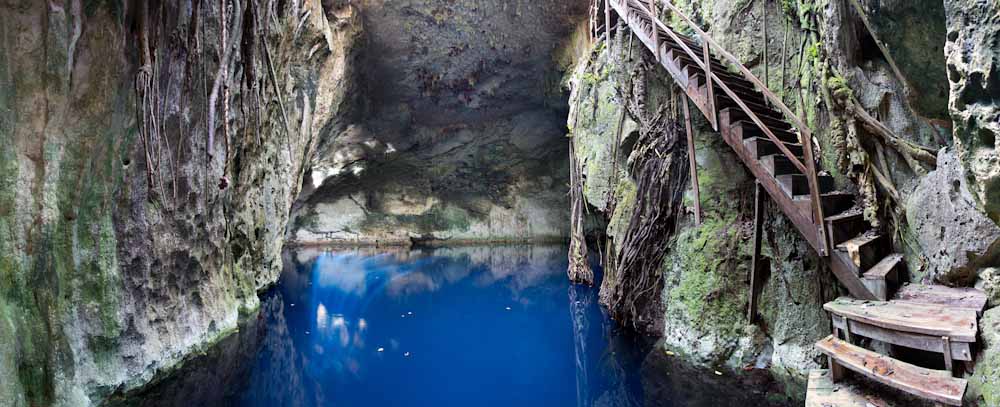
left=118, top=246, right=790, bottom=407
left=6, top=0, right=998, bottom=406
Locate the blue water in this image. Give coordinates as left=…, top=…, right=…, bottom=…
left=237, top=245, right=647, bottom=407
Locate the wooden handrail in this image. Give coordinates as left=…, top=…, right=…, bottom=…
left=617, top=0, right=830, bottom=255
left=653, top=0, right=828, bottom=256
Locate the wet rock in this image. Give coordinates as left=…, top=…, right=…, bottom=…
left=905, top=149, right=1000, bottom=284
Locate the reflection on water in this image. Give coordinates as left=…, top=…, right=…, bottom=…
left=238, top=245, right=646, bottom=407
left=120, top=245, right=792, bottom=407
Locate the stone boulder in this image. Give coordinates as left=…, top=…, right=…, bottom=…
left=905, top=149, right=1000, bottom=284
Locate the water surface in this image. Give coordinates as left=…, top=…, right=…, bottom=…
left=240, top=245, right=647, bottom=407
left=122, top=245, right=793, bottom=407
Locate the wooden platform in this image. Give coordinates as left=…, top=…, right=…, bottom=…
left=805, top=369, right=871, bottom=407
left=893, top=283, right=989, bottom=316
left=816, top=336, right=967, bottom=406
left=824, top=297, right=978, bottom=342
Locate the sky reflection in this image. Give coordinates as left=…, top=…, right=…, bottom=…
left=238, top=245, right=644, bottom=407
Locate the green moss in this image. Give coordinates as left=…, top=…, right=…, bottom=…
left=608, top=179, right=638, bottom=247
left=970, top=309, right=1000, bottom=405
left=667, top=217, right=748, bottom=340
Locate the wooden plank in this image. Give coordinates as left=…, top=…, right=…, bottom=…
left=943, top=336, right=954, bottom=372
left=836, top=233, right=885, bottom=270
left=794, top=192, right=854, bottom=216
left=824, top=297, right=978, bottom=342
left=830, top=249, right=880, bottom=300
left=865, top=253, right=903, bottom=279
left=861, top=254, right=902, bottom=301
left=893, top=283, right=989, bottom=316
left=805, top=369, right=870, bottom=407
left=862, top=276, right=889, bottom=301
left=744, top=137, right=803, bottom=159
left=831, top=315, right=974, bottom=361
left=816, top=335, right=967, bottom=406
left=682, top=96, right=701, bottom=225
left=825, top=211, right=867, bottom=247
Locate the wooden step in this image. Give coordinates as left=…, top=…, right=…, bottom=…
left=679, top=61, right=753, bottom=86
left=830, top=249, right=880, bottom=301
left=862, top=254, right=903, bottom=301
left=825, top=211, right=868, bottom=246
left=716, top=95, right=784, bottom=122
left=805, top=369, right=874, bottom=407
left=714, top=82, right=769, bottom=106
left=720, top=107, right=793, bottom=131
left=776, top=173, right=837, bottom=196
left=793, top=192, right=855, bottom=216
left=715, top=88, right=773, bottom=109
left=823, top=297, right=978, bottom=342
left=744, top=137, right=804, bottom=159
left=816, top=336, right=967, bottom=406
left=836, top=233, right=888, bottom=270
left=687, top=69, right=761, bottom=97
left=894, top=283, right=989, bottom=316
left=671, top=49, right=728, bottom=72
left=830, top=312, right=975, bottom=364
left=760, top=155, right=799, bottom=177
left=730, top=120, right=799, bottom=143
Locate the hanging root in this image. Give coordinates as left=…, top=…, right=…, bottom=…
left=601, top=119, right=689, bottom=331
left=567, top=137, right=595, bottom=285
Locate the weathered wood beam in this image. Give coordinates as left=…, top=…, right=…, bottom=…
left=682, top=96, right=701, bottom=225
left=748, top=181, right=765, bottom=323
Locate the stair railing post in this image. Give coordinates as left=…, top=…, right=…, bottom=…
left=801, top=130, right=830, bottom=256
left=682, top=95, right=702, bottom=225
left=748, top=181, right=765, bottom=324
left=702, top=36, right=718, bottom=130
left=605, top=0, right=613, bottom=54
left=649, top=0, right=660, bottom=62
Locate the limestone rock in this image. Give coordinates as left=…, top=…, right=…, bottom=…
left=0, top=1, right=362, bottom=404
left=969, top=307, right=1000, bottom=406
left=289, top=0, right=589, bottom=245
left=945, top=0, right=1000, bottom=224
left=905, top=149, right=1000, bottom=284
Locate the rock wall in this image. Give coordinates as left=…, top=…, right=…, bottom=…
left=945, top=0, right=1000, bottom=224
left=568, top=39, right=833, bottom=402
left=569, top=0, right=1000, bottom=403
left=287, top=0, right=591, bottom=246
left=0, top=1, right=361, bottom=405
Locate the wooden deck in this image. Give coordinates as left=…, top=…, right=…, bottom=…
left=894, top=283, right=989, bottom=316
left=816, top=336, right=967, bottom=406
left=805, top=369, right=878, bottom=407
left=824, top=297, right=978, bottom=342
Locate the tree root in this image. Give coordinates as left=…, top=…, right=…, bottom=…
left=842, top=96, right=937, bottom=174
left=568, top=138, right=595, bottom=285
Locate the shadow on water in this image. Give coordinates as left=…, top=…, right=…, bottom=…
left=117, top=245, right=791, bottom=407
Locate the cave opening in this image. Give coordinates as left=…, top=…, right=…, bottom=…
left=856, top=25, right=884, bottom=64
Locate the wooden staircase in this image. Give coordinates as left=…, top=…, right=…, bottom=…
left=602, top=0, right=990, bottom=405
